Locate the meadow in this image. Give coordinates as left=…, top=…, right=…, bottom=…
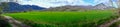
left=5, top=10, right=118, bottom=27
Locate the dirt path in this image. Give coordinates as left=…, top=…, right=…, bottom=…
left=99, top=17, right=120, bottom=27
left=3, top=16, right=31, bottom=27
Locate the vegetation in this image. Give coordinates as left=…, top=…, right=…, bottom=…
left=5, top=10, right=118, bottom=27
left=110, top=21, right=120, bottom=27
left=109, top=8, right=120, bottom=27
left=0, top=2, right=11, bottom=27
left=0, top=2, right=9, bottom=15
left=0, top=15, right=11, bottom=27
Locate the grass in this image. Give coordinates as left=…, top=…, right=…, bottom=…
left=4, top=10, right=117, bottom=27
left=0, top=16, right=12, bottom=27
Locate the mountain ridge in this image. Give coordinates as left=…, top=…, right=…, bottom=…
left=1, top=2, right=46, bottom=12
left=45, top=3, right=115, bottom=11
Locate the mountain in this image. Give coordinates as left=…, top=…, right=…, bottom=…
left=93, top=3, right=114, bottom=10
left=46, top=3, right=114, bottom=11
left=1, top=2, right=46, bottom=12
left=45, top=5, right=94, bottom=11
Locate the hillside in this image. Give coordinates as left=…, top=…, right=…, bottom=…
left=45, top=3, right=114, bottom=11
left=0, top=2, right=46, bottom=12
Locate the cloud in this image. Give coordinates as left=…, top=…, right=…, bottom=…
left=6, top=0, right=116, bottom=8
left=0, top=0, right=7, bottom=2
left=19, top=0, right=89, bottom=8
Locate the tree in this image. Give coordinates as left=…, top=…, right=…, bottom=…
left=0, top=2, right=11, bottom=27
left=115, top=0, right=120, bottom=15
left=0, top=6, right=3, bottom=15
left=0, top=2, right=8, bottom=15
left=118, top=0, right=120, bottom=8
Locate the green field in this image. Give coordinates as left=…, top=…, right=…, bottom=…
left=5, top=10, right=118, bottom=27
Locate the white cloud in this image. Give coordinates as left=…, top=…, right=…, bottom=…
left=0, top=0, right=8, bottom=2
left=15, top=0, right=115, bottom=8
left=93, top=0, right=109, bottom=5
left=19, top=0, right=89, bottom=8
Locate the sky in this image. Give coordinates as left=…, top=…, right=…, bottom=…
left=0, top=0, right=118, bottom=8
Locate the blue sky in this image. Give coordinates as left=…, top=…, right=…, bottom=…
left=0, top=0, right=118, bottom=8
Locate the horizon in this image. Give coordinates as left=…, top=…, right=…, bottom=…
left=0, top=0, right=118, bottom=8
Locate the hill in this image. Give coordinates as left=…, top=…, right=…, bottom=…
left=0, top=2, right=46, bottom=12
left=45, top=3, right=114, bottom=11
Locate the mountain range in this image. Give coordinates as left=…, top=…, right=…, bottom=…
left=45, top=3, right=115, bottom=11
left=0, top=2, right=115, bottom=12
left=0, top=2, right=46, bottom=12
